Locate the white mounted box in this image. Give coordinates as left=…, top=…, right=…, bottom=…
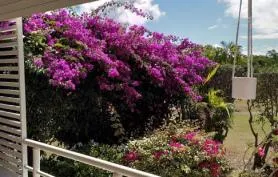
left=232, top=77, right=257, bottom=100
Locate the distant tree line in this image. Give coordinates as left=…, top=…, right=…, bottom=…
left=203, top=41, right=278, bottom=73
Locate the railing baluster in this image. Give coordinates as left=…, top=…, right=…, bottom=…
left=33, top=147, right=40, bottom=177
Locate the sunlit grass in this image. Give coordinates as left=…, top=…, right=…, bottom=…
left=224, top=111, right=271, bottom=176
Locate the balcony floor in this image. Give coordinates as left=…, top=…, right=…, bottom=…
left=0, top=166, right=18, bottom=177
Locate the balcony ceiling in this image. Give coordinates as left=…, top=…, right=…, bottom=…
left=0, top=0, right=96, bottom=20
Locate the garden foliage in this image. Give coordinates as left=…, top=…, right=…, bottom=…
left=41, top=123, right=230, bottom=177
left=24, top=10, right=215, bottom=145
left=203, top=64, right=245, bottom=102
left=245, top=73, right=278, bottom=174
left=24, top=10, right=213, bottom=107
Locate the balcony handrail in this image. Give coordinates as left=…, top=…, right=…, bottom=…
left=23, top=139, right=159, bottom=177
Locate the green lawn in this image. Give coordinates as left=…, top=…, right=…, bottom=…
left=224, top=111, right=271, bottom=175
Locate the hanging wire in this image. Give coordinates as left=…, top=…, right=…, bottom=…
left=232, top=0, right=242, bottom=78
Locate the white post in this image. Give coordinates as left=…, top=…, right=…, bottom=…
left=33, top=148, right=40, bottom=177
left=247, top=0, right=253, bottom=77
left=16, top=17, right=28, bottom=177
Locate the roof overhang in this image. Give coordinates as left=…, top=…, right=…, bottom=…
left=0, top=0, right=96, bottom=20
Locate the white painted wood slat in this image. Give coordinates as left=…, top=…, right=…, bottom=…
left=0, top=151, right=21, bottom=166
left=0, top=66, right=18, bottom=71
left=0, top=139, right=21, bottom=151
left=0, top=124, right=21, bottom=136
left=0, top=59, right=18, bottom=64
left=0, top=145, right=21, bottom=159
left=0, top=41, right=17, bottom=48
left=0, top=110, right=20, bottom=119
left=0, top=25, right=17, bottom=33
left=0, top=96, right=20, bottom=104
left=0, top=159, right=22, bottom=175
left=0, top=89, right=20, bottom=95
left=0, top=131, right=21, bottom=142
left=0, top=117, right=21, bottom=127
left=0, top=82, right=19, bottom=88
left=0, top=50, right=17, bottom=56
left=0, top=34, right=17, bottom=41
left=0, top=74, right=19, bottom=79
left=0, top=103, right=20, bottom=112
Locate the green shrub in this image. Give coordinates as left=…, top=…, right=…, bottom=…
left=199, top=89, right=234, bottom=142
left=203, top=64, right=245, bottom=102
left=41, top=123, right=231, bottom=177
left=41, top=143, right=124, bottom=177
left=179, top=89, right=234, bottom=142
left=25, top=64, right=185, bottom=146
left=25, top=67, right=119, bottom=146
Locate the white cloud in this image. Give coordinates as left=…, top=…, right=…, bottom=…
left=208, top=17, right=229, bottom=31
left=219, top=0, right=278, bottom=40
left=78, top=0, right=165, bottom=25
left=208, top=25, right=219, bottom=30
left=213, top=44, right=222, bottom=48
left=241, top=33, right=278, bottom=40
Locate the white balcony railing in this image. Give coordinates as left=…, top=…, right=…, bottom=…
left=23, top=139, right=159, bottom=177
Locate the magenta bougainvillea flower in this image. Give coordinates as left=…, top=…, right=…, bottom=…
left=153, top=150, right=168, bottom=160
left=184, top=132, right=197, bottom=141
left=202, top=139, right=221, bottom=156
left=124, top=151, right=139, bottom=162
left=24, top=10, right=215, bottom=107
left=257, top=147, right=265, bottom=157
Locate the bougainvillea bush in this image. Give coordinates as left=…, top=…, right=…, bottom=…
left=24, top=10, right=214, bottom=107
left=23, top=9, right=215, bottom=143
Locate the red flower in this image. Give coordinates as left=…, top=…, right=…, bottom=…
left=184, top=132, right=196, bottom=141
left=258, top=147, right=265, bottom=157
left=273, top=129, right=278, bottom=135
left=124, top=151, right=138, bottom=162
left=153, top=150, right=168, bottom=160
left=199, top=161, right=221, bottom=177
left=202, top=139, right=221, bottom=156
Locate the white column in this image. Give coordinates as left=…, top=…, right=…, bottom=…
left=16, top=17, right=28, bottom=177
left=247, top=0, right=253, bottom=77
left=33, top=148, right=40, bottom=177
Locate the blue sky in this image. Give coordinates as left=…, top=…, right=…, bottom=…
left=79, top=0, right=278, bottom=55
left=146, top=1, right=237, bottom=46
left=144, top=0, right=277, bottom=55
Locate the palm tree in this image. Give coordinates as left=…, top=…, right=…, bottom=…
left=267, top=49, right=278, bottom=60
left=220, top=41, right=241, bottom=64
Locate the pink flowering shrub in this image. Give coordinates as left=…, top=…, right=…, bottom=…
left=124, top=124, right=230, bottom=177
left=23, top=8, right=218, bottom=146
left=24, top=10, right=214, bottom=108
left=40, top=124, right=230, bottom=177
